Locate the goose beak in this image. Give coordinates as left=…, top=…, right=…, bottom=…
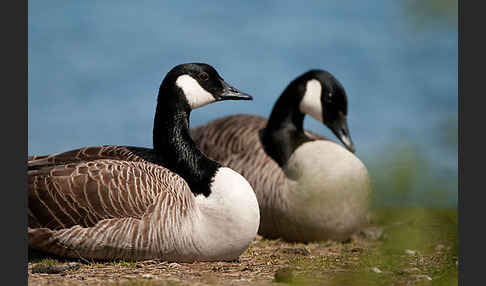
left=328, top=117, right=356, bottom=153
left=218, top=80, right=253, bottom=101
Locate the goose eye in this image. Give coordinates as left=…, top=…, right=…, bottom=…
left=325, top=93, right=332, bottom=103
left=198, top=72, right=209, bottom=81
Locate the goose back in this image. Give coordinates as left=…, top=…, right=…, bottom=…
left=192, top=114, right=324, bottom=238
left=191, top=114, right=370, bottom=242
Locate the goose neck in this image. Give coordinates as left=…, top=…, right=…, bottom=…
left=152, top=86, right=219, bottom=197
left=261, top=84, right=310, bottom=167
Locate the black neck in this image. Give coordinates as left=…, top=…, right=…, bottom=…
left=152, top=84, right=220, bottom=197
left=260, top=80, right=312, bottom=167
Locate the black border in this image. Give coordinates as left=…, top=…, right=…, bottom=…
left=459, top=1, right=482, bottom=285
left=3, top=0, right=27, bottom=284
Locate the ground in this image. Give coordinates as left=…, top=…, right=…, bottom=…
left=28, top=208, right=457, bottom=286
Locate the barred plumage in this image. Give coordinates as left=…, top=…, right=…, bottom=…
left=28, top=146, right=200, bottom=261
left=192, top=114, right=371, bottom=242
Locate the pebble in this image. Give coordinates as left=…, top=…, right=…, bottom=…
left=411, top=274, right=432, bottom=281
left=142, top=274, right=154, bottom=279
left=404, top=249, right=417, bottom=255
left=361, top=226, right=384, bottom=240
left=371, top=267, right=382, bottom=273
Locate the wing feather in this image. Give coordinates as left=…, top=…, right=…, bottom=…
left=28, top=158, right=197, bottom=260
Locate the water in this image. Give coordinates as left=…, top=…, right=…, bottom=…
left=28, top=1, right=457, bottom=207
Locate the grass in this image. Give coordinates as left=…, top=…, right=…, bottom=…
left=28, top=207, right=457, bottom=285
left=280, top=208, right=458, bottom=286
left=34, top=258, right=59, bottom=267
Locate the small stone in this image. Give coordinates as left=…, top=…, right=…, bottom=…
left=371, top=267, right=382, bottom=273
left=274, top=267, right=294, bottom=283
left=435, top=244, right=445, bottom=251
left=142, top=274, right=154, bottom=279
left=404, top=249, right=417, bottom=255
left=411, top=274, right=432, bottom=281
left=360, top=226, right=384, bottom=240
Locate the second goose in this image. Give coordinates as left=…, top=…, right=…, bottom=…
left=192, top=69, right=371, bottom=242
left=28, top=63, right=260, bottom=262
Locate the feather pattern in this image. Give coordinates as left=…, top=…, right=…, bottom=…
left=192, top=114, right=370, bottom=242
left=28, top=146, right=202, bottom=261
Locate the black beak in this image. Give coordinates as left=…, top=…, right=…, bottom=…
left=218, top=80, right=253, bottom=101
left=327, top=115, right=356, bottom=153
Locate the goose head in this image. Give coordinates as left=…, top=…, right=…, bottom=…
left=297, top=70, right=355, bottom=153
left=158, top=63, right=252, bottom=111
left=153, top=63, right=255, bottom=198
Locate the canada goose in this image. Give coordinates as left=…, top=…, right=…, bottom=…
left=28, top=63, right=260, bottom=262
left=191, top=69, right=371, bottom=242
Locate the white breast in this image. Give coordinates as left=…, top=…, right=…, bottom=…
left=193, top=167, right=260, bottom=260
left=282, top=140, right=371, bottom=241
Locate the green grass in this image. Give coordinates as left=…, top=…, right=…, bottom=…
left=278, top=207, right=458, bottom=286
left=33, top=258, right=60, bottom=267
left=28, top=207, right=457, bottom=285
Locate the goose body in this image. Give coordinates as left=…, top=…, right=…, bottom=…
left=28, top=63, right=260, bottom=261
left=192, top=70, right=371, bottom=242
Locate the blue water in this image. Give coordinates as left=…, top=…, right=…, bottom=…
left=28, top=1, right=458, bottom=207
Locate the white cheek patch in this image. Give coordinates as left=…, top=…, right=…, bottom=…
left=299, top=79, right=323, bottom=122
left=176, top=75, right=216, bottom=109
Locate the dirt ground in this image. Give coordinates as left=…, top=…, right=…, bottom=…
left=28, top=209, right=458, bottom=286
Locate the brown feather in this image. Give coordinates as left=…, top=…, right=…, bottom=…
left=28, top=146, right=199, bottom=261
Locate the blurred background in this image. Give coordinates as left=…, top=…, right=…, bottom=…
left=28, top=0, right=457, bottom=209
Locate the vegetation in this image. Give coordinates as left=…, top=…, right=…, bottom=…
left=28, top=207, right=457, bottom=285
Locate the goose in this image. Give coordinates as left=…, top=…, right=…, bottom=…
left=28, top=63, right=260, bottom=262
left=191, top=69, right=371, bottom=242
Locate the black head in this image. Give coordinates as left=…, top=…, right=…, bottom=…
left=296, top=69, right=355, bottom=153
left=160, top=63, right=252, bottom=110
left=153, top=63, right=253, bottom=197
